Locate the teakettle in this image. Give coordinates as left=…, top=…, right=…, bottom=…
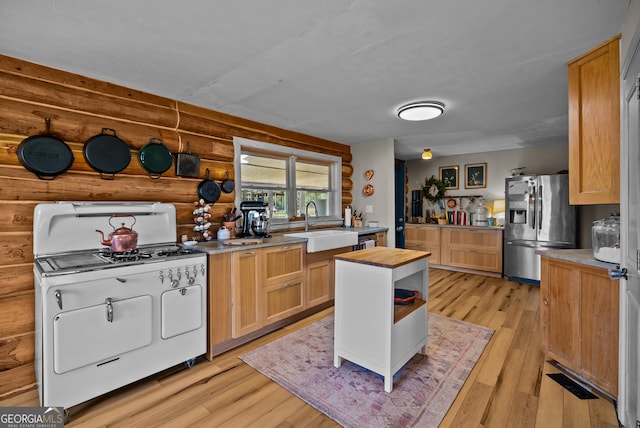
left=96, top=214, right=138, bottom=252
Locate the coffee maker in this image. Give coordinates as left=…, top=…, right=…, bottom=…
left=240, top=201, right=270, bottom=238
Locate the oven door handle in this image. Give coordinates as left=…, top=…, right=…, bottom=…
left=105, top=298, right=114, bottom=323
left=55, top=290, right=62, bottom=310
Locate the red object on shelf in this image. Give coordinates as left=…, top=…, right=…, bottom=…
left=394, top=289, right=419, bottom=305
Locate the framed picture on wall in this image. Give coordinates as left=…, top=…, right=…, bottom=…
left=465, top=163, right=487, bottom=188
left=439, top=165, right=459, bottom=190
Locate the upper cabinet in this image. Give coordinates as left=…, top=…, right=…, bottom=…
left=568, top=35, right=620, bottom=205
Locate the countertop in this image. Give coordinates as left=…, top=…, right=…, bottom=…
left=405, top=223, right=504, bottom=231
left=188, top=226, right=389, bottom=255
left=536, top=248, right=619, bottom=270
left=334, top=247, right=430, bottom=269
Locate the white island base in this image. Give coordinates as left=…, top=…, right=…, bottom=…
left=333, top=247, right=430, bottom=392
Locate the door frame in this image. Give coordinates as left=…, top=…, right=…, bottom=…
left=394, top=160, right=406, bottom=248
left=619, top=22, right=640, bottom=427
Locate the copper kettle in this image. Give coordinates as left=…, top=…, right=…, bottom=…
left=96, top=214, right=138, bottom=252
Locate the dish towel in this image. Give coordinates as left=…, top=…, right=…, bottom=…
left=364, top=239, right=375, bottom=249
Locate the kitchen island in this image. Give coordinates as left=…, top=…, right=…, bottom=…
left=333, top=247, right=430, bottom=392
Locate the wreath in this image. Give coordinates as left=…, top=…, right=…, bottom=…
left=422, top=175, right=446, bottom=203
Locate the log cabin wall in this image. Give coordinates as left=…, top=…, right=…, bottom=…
left=0, top=54, right=353, bottom=397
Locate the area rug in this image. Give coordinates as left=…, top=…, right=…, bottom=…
left=239, top=313, right=494, bottom=428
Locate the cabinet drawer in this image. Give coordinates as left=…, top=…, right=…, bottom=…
left=263, top=244, right=304, bottom=282
left=264, top=277, right=305, bottom=324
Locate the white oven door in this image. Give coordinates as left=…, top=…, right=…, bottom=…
left=161, top=285, right=203, bottom=339
left=53, top=295, right=153, bottom=374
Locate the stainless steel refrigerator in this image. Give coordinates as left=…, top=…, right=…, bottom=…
left=504, top=174, right=576, bottom=283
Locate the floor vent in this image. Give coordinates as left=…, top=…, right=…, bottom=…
left=546, top=373, right=597, bottom=399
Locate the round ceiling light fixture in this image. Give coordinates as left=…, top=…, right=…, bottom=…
left=397, top=101, right=445, bottom=121
left=422, top=148, right=433, bottom=160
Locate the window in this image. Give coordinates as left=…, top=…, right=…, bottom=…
left=234, top=137, right=342, bottom=226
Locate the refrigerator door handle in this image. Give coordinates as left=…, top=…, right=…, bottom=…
left=529, top=182, right=536, bottom=229
left=538, top=184, right=543, bottom=230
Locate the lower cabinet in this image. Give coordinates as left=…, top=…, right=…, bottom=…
left=305, top=246, right=352, bottom=307
left=405, top=224, right=502, bottom=275
left=440, top=227, right=502, bottom=274
left=540, top=256, right=619, bottom=397
left=231, top=249, right=262, bottom=338
left=262, top=245, right=305, bottom=324
left=231, top=244, right=305, bottom=338
left=405, top=225, right=440, bottom=264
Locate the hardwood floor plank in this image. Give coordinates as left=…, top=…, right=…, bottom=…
left=475, top=326, right=515, bottom=386
left=588, top=395, right=619, bottom=428
left=446, top=382, right=494, bottom=427
left=155, top=405, right=211, bottom=428
left=505, top=390, right=539, bottom=428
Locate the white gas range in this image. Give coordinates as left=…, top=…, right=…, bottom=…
left=33, top=202, right=207, bottom=410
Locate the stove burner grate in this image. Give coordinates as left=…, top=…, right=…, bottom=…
left=101, top=249, right=153, bottom=262
left=156, top=247, right=198, bottom=257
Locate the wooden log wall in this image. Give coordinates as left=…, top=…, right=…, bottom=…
left=0, top=54, right=353, bottom=397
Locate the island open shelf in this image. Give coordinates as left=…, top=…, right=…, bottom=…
left=333, top=247, right=430, bottom=392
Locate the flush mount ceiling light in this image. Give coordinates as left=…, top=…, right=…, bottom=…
left=422, top=148, right=433, bottom=159
left=397, top=101, right=445, bottom=121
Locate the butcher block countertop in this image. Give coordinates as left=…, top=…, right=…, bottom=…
left=334, top=246, right=430, bottom=269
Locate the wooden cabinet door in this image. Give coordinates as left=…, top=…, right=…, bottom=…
left=440, top=228, right=502, bottom=273
left=307, top=259, right=332, bottom=306
left=568, top=35, right=620, bottom=204
left=231, top=249, right=261, bottom=338
left=541, top=258, right=580, bottom=369
left=207, top=252, right=232, bottom=359
left=579, top=266, right=619, bottom=396
left=405, top=225, right=439, bottom=264
left=305, top=246, right=351, bottom=308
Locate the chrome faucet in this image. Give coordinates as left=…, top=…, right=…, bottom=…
left=305, top=201, right=318, bottom=232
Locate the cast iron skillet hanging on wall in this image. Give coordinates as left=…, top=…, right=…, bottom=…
left=83, top=128, right=131, bottom=180
left=17, top=118, right=74, bottom=180
left=138, top=137, right=173, bottom=179
left=221, top=171, right=235, bottom=193
left=197, top=169, right=221, bottom=203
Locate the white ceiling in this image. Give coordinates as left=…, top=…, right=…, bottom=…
left=0, top=1, right=628, bottom=160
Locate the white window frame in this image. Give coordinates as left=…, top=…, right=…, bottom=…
left=233, top=137, right=343, bottom=230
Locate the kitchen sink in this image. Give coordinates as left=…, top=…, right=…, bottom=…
left=284, top=230, right=358, bottom=253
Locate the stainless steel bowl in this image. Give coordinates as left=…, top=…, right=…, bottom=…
left=251, top=219, right=270, bottom=236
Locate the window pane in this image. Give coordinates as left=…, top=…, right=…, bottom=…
left=241, top=153, right=286, bottom=187
left=296, top=161, right=329, bottom=190
left=240, top=189, right=289, bottom=219
left=297, top=191, right=330, bottom=217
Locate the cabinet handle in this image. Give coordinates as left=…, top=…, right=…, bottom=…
left=244, top=251, right=256, bottom=255
left=280, top=282, right=294, bottom=289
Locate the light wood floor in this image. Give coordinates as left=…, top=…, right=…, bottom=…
left=1, top=269, right=620, bottom=427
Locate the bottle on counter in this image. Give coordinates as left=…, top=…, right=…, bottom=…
left=475, top=199, right=489, bottom=226
left=345, top=205, right=352, bottom=228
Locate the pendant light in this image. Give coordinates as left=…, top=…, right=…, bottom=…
left=422, top=148, right=433, bottom=160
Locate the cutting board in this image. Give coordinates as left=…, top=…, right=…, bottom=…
left=222, top=238, right=264, bottom=246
